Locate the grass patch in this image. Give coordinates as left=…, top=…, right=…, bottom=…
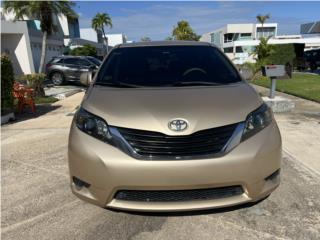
left=35, top=96, right=59, bottom=104
left=252, top=73, right=320, bottom=103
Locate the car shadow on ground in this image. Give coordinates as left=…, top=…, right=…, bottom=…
left=9, top=104, right=62, bottom=124
left=106, top=195, right=269, bottom=217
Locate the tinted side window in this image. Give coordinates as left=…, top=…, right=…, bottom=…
left=76, top=59, right=91, bottom=66
left=64, top=58, right=78, bottom=65
left=49, top=58, right=63, bottom=64
left=87, top=57, right=102, bottom=66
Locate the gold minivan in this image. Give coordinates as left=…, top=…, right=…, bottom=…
left=68, top=41, right=281, bottom=212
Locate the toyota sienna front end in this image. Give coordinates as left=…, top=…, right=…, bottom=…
left=68, top=41, right=281, bottom=212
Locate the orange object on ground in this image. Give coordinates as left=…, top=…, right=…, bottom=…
left=13, top=83, right=36, bottom=113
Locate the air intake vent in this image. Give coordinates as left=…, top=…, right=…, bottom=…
left=115, top=186, right=244, bottom=202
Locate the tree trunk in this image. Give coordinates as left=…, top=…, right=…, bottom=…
left=38, top=31, right=47, bottom=73
left=101, top=28, right=108, bottom=55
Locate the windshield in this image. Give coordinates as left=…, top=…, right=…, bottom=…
left=87, top=57, right=102, bottom=66
left=95, top=46, right=241, bottom=87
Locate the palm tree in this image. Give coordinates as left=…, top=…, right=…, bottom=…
left=3, top=1, right=77, bottom=73
left=91, top=13, right=112, bottom=53
left=254, top=36, right=274, bottom=62
left=256, top=14, right=270, bottom=38
left=172, top=20, right=200, bottom=41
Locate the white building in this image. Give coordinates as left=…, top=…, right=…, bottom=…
left=1, top=8, right=65, bottom=75
left=58, top=17, right=107, bottom=57
left=80, top=28, right=102, bottom=43
left=301, top=21, right=320, bottom=34
left=106, top=34, right=127, bottom=47
left=201, top=23, right=320, bottom=64
left=1, top=8, right=108, bottom=76
left=79, top=28, right=127, bottom=47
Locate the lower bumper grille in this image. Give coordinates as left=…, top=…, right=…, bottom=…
left=114, top=186, right=243, bottom=202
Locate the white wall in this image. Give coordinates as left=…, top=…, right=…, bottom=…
left=57, top=14, right=69, bottom=37
left=106, top=34, right=126, bottom=47
left=29, top=39, right=63, bottom=72
left=1, top=20, right=64, bottom=74
left=80, top=28, right=98, bottom=42
left=199, top=32, right=212, bottom=42
left=1, top=21, right=35, bottom=75
left=226, top=24, right=254, bottom=34
left=80, top=30, right=127, bottom=47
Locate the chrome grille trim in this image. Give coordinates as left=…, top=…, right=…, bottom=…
left=109, top=122, right=245, bottom=160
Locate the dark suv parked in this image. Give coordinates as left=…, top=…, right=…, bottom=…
left=46, top=56, right=102, bottom=85
left=304, top=48, right=320, bottom=71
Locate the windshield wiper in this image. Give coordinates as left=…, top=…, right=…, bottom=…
left=172, top=81, right=222, bottom=87
left=94, top=82, right=141, bottom=88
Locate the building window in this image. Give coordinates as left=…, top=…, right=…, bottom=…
left=224, top=33, right=234, bottom=43
left=240, top=33, right=252, bottom=40
left=236, top=46, right=255, bottom=54
left=256, top=27, right=276, bottom=39
left=236, top=46, right=243, bottom=53
left=210, top=33, right=214, bottom=43
left=224, top=47, right=233, bottom=53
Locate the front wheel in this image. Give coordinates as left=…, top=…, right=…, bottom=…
left=310, top=62, right=317, bottom=71
left=50, top=72, right=64, bottom=86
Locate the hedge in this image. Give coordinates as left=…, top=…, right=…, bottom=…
left=69, top=44, right=97, bottom=56
left=1, top=55, right=15, bottom=114
left=267, top=44, right=296, bottom=65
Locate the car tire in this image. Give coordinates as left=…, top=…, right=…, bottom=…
left=50, top=71, right=65, bottom=86
left=310, top=62, right=316, bottom=71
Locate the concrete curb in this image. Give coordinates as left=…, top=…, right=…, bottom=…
left=262, top=96, right=295, bottom=113
left=53, top=89, right=83, bottom=100
left=1, top=112, right=15, bottom=125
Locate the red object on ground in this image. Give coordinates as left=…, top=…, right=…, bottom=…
left=13, top=83, right=36, bottom=113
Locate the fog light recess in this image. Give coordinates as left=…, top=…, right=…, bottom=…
left=265, top=169, right=280, bottom=182
left=72, top=176, right=91, bottom=189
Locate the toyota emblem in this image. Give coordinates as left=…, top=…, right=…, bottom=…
left=168, top=119, right=188, bottom=132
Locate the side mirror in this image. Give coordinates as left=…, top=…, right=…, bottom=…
left=80, top=71, right=92, bottom=86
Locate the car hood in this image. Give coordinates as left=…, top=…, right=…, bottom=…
left=82, top=82, right=262, bottom=135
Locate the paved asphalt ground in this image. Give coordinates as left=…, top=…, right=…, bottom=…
left=2, top=92, right=320, bottom=240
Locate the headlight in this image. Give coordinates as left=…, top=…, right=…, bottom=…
left=75, top=107, right=112, bottom=142
left=242, top=103, right=272, bottom=141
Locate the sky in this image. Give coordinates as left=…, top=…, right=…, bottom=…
left=74, top=1, right=320, bottom=41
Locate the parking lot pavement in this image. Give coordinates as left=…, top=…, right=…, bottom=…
left=1, top=93, right=320, bottom=240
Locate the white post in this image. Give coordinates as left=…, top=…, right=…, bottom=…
left=269, top=77, right=277, bottom=99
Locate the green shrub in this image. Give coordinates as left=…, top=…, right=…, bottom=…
left=267, top=44, right=296, bottom=65
left=17, top=73, right=46, bottom=97
left=69, top=44, right=97, bottom=56
left=245, top=43, right=297, bottom=81
left=1, top=55, right=15, bottom=114
left=242, top=62, right=257, bottom=72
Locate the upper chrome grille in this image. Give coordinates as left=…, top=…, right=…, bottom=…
left=116, top=123, right=238, bottom=158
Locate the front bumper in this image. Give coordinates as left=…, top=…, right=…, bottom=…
left=68, top=120, right=281, bottom=212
